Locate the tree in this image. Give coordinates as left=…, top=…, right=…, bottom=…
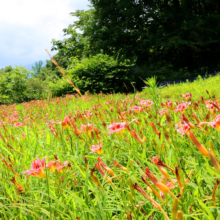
left=88, top=0, right=220, bottom=76
left=37, top=53, right=68, bottom=81
left=32, top=60, right=44, bottom=77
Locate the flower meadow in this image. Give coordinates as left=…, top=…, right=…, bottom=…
left=0, top=91, right=220, bottom=220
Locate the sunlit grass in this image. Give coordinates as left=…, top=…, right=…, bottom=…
left=0, top=77, right=220, bottom=219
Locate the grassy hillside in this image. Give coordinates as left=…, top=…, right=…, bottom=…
left=0, top=75, right=220, bottom=219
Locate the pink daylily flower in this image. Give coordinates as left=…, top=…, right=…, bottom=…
left=174, top=102, right=190, bottom=113
left=107, top=122, right=126, bottom=135
left=89, top=142, right=103, bottom=155
left=175, top=122, right=190, bottom=136
left=181, top=93, right=192, bottom=100
left=140, top=100, right=154, bottom=107
left=199, top=114, right=220, bottom=131
left=131, top=106, right=144, bottom=112
left=22, top=157, right=48, bottom=179
left=14, top=122, right=25, bottom=127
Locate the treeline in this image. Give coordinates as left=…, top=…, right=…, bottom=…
left=1, top=0, right=220, bottom=103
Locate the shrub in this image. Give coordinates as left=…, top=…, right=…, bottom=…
left=51, top=54, right=136, bottom=95
left=0, top=67, right=29, bottom=104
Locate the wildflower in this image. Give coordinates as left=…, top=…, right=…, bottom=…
left=131, top=106, right=144, bottom=112
left=174, top=102, right=190, bottom=113
left=172, top=198, right=179, bottom=220
left=160, top=109, right=169, bottom=116
left=14, top=122, right=25, bottom=127
left=165, top=111, right=173, bottom=127
left=59, top=116, right=70, bottom=128
left=140, top=100, right=154, bottom=108
left=181, top=93, right=192, bottom=101
left=107, top=122, right=126, bottom=135
left=81, top=123, right=100, bottom=137
left=22, top=157, right=48, bottom=179
left=212, top=179, right=220, bottom=206
left=207, top=115, right=220, bottom=131
left=177, top=211, right=184, bottom=220
left=175, top=122, right=190, bottom=136
left=89, top=143, right=103, bottom=155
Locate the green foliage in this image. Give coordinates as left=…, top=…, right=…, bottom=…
left=0, top=67, right=29, bottom=104
left=49, top=54, right=135, bottom=96
left=51, top=8, right=95, bottom=60
left=0, top=66, right=50, bottom=104
left=31, top=60, right=44, bottom=77
left=146, top=73, right=220, bottom=101
left=38, top=53, right=68, bottom=81
left=26, top=78, right=50, bottom=100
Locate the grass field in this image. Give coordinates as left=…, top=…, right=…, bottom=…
left=0, top=76, right=220, bottom=219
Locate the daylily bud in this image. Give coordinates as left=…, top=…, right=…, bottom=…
left=141, top=175, right=164, bottom=204
left=113, top=160, right=129, bottom=172
left=145, top=167, right=178, bottom=200
left=209, top=140, right=215, bottom=151
left=171, top=198, right=179, bottom=220
left=128, top=178, right=137, bottom=202
left=134, top=183, right=170, bottom=220
left=97, top=157, right=115, bottom=176
left=91, top=167, right=100, bottom=188
left=150, top=122, right=161, bottom=137
left=128, top=192, right=134, bottom=205
left=177, top=210, right=184, bottom=220
left=165, top=111, right=173, bottom=127
left=189, top=132, right=210, bottom=158
left=181, top=114, right=195, bottom=129
left=175, top=166, right=183, bottom=195
left=10, top=177, right=25, bottom=193
left=209, top=149, right=220, bottom=174
left=2, top=158, right=19, bottom=177
left=185, top=170, right=194, bottom=184
left=212, top=179, right=220, bottom=206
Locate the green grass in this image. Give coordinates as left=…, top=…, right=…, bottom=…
left=0, top=76, right=220, bottom=219
left=143, top=73, right=220, bottom=101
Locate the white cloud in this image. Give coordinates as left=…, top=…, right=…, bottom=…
left=0, top=0, right=90, bottom=68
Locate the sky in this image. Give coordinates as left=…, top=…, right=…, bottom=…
left=0, top=0, right=91, bottom=69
